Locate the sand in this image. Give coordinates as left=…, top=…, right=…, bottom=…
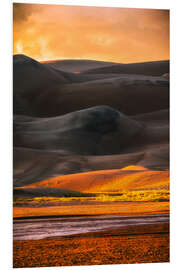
left=13, top=223, right=169, bottom=268
left=13, top=201, right=169, bottom=218
left=13, top=54, right=170, bottom=267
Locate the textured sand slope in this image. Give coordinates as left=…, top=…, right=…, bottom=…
left=13, top=55, right=169, bottom=194
left=14, top=187, right=85, bottom=198
left=13, top=55, right=169, bottom=117
left=14, top=106, right=142, bottom=154
left=13, top=143, right=168, bottom=188
left=82, top=60, right=169, bottom=76
left=13, top=107, right=169, bottom=187
left=21, top=168, right=169, bottom=193
left=43, top=59, right=117, bottom=72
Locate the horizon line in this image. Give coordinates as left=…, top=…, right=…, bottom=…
left=13, top=53, right=170, bottom=65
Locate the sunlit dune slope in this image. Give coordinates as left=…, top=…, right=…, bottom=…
left=13, top=143, right=169, bottom=188
left=13, top=106, right=169, bottom=188
left=22, top=167, right=169, bottom=193
left=121, top=165, right=147, bottom=171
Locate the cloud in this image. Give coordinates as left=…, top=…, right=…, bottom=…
left=13, top=4, right=169, bottom=63
left=13, top=3, right=38, bottom=22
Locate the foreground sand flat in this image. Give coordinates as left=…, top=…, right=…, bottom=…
left=13, top=201, right=169, bottom=218
left=13, top=223, right=169, bottom=268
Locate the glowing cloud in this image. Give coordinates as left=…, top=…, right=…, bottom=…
left=13, top=3, right=169, bottom=63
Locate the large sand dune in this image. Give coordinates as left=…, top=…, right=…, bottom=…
left=43, top=59, right=169, bottom=76
left=14, top=106, right=143, bottom=154
left=18, top=167, right=169, bottom=193
left=82, top=60, right=169, bottom=76
left=14, top=143, right=168, bottom=188
left=13, top=107, right=169, bottom=187
left=13, top=55, right=169, bottom=117
left=14, top=187, right=85, bottom=198
left=43, top=59, right=117, bottom=73
left=13, top=54, right=169, bottom=197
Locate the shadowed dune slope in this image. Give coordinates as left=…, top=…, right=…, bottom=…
left=13, top=143, right=169, bottom=188
left=13, top=107, right=169, bottom=187
left=13, top=187, right=86, bottom=198
left=28, top=77, right=168, bottom=117
left=14, top=79, right=169, bottom=117
left=14, top=106, right=143, bottom=154
left=57, top=78, right=169, bottom=116
left=14, top=108, right=169, bottom=155
left=20, top=168, right=169, bottom=193
left=82, top=60, right=169, bottom=76
left=133, top=109, right=169, bottom=125
left=13, top=55, right=169, bottom=195
left=13, top=54, right=78, bottom=115
left=43, top=59, right=117, bottom=73
left=13, top=55, right=169, bottom=117
left=13, top=54, right=71, bottom=92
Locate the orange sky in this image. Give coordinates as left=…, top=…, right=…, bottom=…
left=13, top=3, right=169, bottom=63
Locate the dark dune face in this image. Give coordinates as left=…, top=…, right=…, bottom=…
left=43, top=59, right=117, bottom=73
left=13, top=54, right=78, bottom=115
left=13, top=54, right=70, bottom=91
left=82, top=60, right=169, bottom=76
left=14, top=75, right=169, bottom=117
left=60, top=80, right=169, bottom=117
left=13, top=144, right=169, bottom=188
left=13, top=108, right=169, bottom=187
left=13, top=54, right=169, bottom=190
left=13, top=55, right=169, bottom=117
left=14, top=106, right=142, bottom=154
left=14, top=187, right=85, bottom=198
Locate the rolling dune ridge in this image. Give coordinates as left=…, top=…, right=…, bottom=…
left=13, top=55, right=169, bottom=267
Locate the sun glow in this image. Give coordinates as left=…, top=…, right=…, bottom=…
left=13, top=4, right=169, bottom=63
left=15, top=42, right=23, bottom=54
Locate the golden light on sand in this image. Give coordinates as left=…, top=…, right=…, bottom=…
left=121, top=165, right=147, bottom=171
left=21, top=169, right=169, bottom=193
left=13, top=3, right=169, bottom=63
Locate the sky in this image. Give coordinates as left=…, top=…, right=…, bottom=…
left=13, top=3, right=169, bottom=63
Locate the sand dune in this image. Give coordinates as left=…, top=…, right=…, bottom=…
left=14, top=107, right=168, bottom=155
left=14, top=143, right=169, bottom=188
left=13, top=147, right=87, bottom=187
left=13, top=54, right=79, bottom=115
left=13, top=55, right=169, bottom=117
left=57, top=78, right=169, bottom=117
left=13, top=147, right=143, bottom=187
left=13, top=187, right=85, bottom=198
left=13, top=55, right=169, bottom=197
left=43, top=59, right=117, bottom=73
left=14, top=106, right=143, bottom=154
left=82, top=60, right=169, bottom=76
left=13, top=106, right=169, bottom=188
left=20, top=168, right=169, bottom=193
left=133, top=109, right=169, bottom=125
